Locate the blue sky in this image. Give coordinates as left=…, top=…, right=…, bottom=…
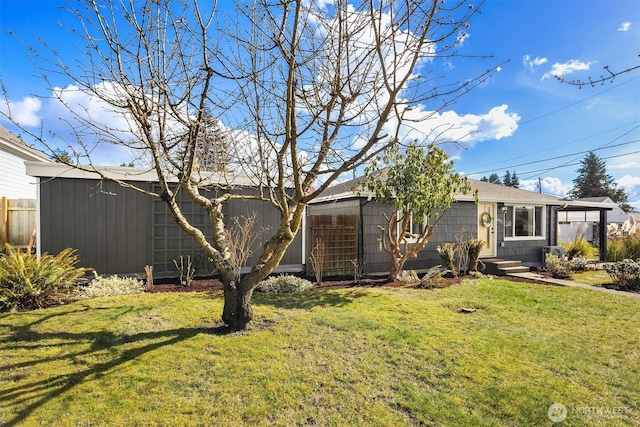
left=1, top=0, right=639, bottom=209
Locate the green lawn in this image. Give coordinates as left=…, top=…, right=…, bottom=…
left=1, top=279, right=639, bottom=426
left=572, top=269, right=615, bottom=287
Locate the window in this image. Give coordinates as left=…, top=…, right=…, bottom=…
left=397, top=210, right=427, bottom=242
left=504, top=205, right=545, bottom=239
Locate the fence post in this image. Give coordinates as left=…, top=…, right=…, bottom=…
left=2, top=196, right=7, bottom=246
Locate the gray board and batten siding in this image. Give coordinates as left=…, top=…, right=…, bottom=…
left=29, top=163, right=303, bottom=277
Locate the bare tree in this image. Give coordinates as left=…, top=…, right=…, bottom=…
left=2, top=0, right=498, bottom=329
left=225, top=212, right=268, bottom=283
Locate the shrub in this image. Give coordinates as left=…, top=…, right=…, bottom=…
left=466, top=238, right=485, bottom=272
left=422, top=266, right=443, bottom=281
left=545, top=253, right=572, bottom=279
left=607, top=236, right=640, bottom=262
left=398, top=270, right=419, bottom=282
left=0, top=244, right=91, bottom=311
left=604, top=259, right=640, bottom=290
left=257, top=275, right=314, bottom=293
left=77, top=273, right=145, bottom=299
left=570, top=256, right=590, bottom=271
left=436, top=243, right=456, bottom=275
left=562, top=237, right=594, bottom=259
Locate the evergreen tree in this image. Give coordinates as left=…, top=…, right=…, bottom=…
left=510, top=171, right=520, bottom=188
left=488, top=173, right=501, bottom=185
left=569, top=152, right=630, bottom=211
left=503, top=171, right=512, bottom=187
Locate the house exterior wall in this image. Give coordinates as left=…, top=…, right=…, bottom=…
left=39, top=178, right=154, bottom=274
left=494, top=205, right=556, bottom=266
left=38, top=177, right=302, bottom=276
left=309, top=199, right=558, bottom=276
left=0, top=147, right=39, bottom=199
left=360, top=200, right=479, bottom=273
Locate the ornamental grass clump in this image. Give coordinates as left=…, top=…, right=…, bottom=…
left=77, top=273, right=145, bottom=299
left=607, top=236, right=640, bottom=262
left=0, top=244, right=91, bottom=311
left=257, top=275, right=314, bottom=293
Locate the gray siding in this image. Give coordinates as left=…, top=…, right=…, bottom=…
left=495, top=205, right=556, bottom=265
left=308, top=199, right=557, bottom=276
left=39, top=177, right=302, bottom=276
left=39, top=178, right=153, bottom=274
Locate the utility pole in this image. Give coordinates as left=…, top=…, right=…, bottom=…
left=538, top=177, right=542, bottom=194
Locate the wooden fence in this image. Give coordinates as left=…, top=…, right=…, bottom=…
left=1, top=197, right=36, bottom=250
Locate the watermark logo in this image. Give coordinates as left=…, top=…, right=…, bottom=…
left=548, top=403, right=568, bottom=423
left=548, top=402, right=629, bottom=423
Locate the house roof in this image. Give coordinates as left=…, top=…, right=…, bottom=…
left=25, top=161, right=258, bottom=187
left=572, top=196, right=613, bottom=203
left=313, top=174, right=565, bottom=206
left=0, top=125, right=51, bottom=162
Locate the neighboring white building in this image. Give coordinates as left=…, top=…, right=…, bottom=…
left=557, top=197, right=627, bottom=242
left=0, top=125, right=51, bottom=199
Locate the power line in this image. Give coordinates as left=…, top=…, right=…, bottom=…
left=519, top=75, right=640, bottom=127
left=470, top=139, right=639, bottom=176
left=517, top=150, right=640, bottom=179
left=517, top=125, right=640, bottom=180
left=466, top=121, right=639, bottom=172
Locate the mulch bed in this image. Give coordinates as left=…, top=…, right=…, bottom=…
left=146, top=274, right=478, bottom=293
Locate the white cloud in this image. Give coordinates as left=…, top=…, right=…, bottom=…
left=616, top=175, right=640, bottom=191
left=541, top=59, right=595, bottom=80
left=520, top=177, right=571, bottom=197
left=617, top=21, right=632, bottom=32
left=373, top=104, right=520, bottom=152
left=522, top=54, right=548, bottom=72
left=609, top=159, right=640, bottom=170
left=0, top=96, right=42, bottom=127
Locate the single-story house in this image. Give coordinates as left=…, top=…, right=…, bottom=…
left=557, top=197, right=629, bottom=242
left=26, top=162, right=304, bottom=277
left=306, top=177, right=615, bottom=277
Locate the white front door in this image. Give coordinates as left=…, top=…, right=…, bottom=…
left=478, top=203, right=497, bottom=258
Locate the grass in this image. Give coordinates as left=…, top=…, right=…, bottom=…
left=572, top=269, right=615, bottom=287
left=1, top=279, right=639, bottom=426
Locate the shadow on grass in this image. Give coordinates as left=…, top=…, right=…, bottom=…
left=0, top=306, right=218, bottom=426
left=254, top=288, right=370, bottom=310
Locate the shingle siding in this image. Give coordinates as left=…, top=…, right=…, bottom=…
left=309, top=199, right=557, bottom=276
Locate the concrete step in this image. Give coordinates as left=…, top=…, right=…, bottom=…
left=491, top=260, right=523, bottom=269
left=500, top=266, right=530, bottom=274
left=482, top=258, right=530, bottom=276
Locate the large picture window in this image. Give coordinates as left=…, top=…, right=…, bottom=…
left=504, top=205, right=544, bottom=239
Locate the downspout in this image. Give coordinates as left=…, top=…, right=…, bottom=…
left=359, top=197, right=371, bottom=273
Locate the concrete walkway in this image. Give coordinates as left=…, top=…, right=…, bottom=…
left=508, top=271, right=640, bottom=299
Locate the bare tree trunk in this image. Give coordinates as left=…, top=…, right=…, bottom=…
left=388, top=260, right=402, bottom=281
left=221, top=280, right=254, bottom=330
